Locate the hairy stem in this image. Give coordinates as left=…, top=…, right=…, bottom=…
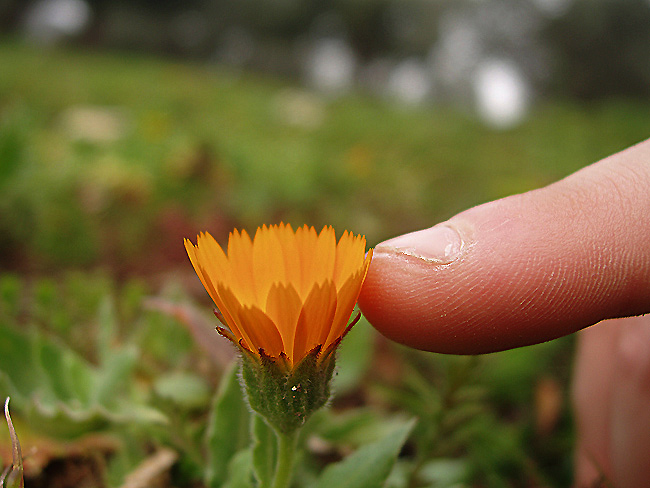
left=271, top=429, right=298, bottom=488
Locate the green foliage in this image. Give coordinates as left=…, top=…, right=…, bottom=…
left=332, top=316, right=374, bottom=395
left=2, top=42, right=650, bottom=269
left=370, top=346, right=575, bottom=487
left=0, top=273, right=199, bottom=485
left=204, top=362, right=252, bottom=488
left=0, top=271, right=577, bottom=487
left=0, top=292, right=165, bottom=438
left=222, top=449, right=255, bottom=488
left=0, top=41, right=606, bottom=486
left=315, top=419, right=415, bottom=488
left=154, top=372, right=211, bottom=410
left=251, top=415, right=276, bottom=488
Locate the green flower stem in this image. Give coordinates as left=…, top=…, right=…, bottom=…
left=271, top=429, right=299, bottom=488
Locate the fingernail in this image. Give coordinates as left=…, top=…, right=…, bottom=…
left=377, top=224, right=464, bottom=264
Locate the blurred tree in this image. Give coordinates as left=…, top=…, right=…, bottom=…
left=2, top=0, right=650, bottom=100
left=543, top=0, right=650, bottom=99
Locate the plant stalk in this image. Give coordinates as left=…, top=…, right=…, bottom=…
left=270, top=429, right=298, bottom=488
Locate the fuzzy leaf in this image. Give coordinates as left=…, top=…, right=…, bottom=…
left=0, top=321, right=164, bottom=438
left=222, top=449, right=254, bottom=488
left=143, top=298, right=236, bottom=368
left=315, top=419, right=416, bottom=488
left=154, top=372, right=210, bottom=409
left=0, top=324, right=38, bottom=398
left=251, top=414, right=276, bottom=488
left=97, top=297, right=119, bottom=364
left=333, top=317, right=373, bottom=394
left=205, top=362, right=251, bottom=488
left=93, top=345, right=138, bottom=405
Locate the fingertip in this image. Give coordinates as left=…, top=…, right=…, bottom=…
left=358, top=220, right=485, bottom=354
left=361, top=141, right=650, bottom=354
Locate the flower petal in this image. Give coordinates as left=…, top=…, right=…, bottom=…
left=265, top=283, right=303, bottom=354
left=293, top=281, right=337, bottom=363
left=325, top=272, right=362, bottom=349
left=217, top=284, right=256, bottom=350
left=236, top=305, right=285, bottom=358
left=326, top=248, right=372, bottom=347
left=315, top=226, right=337, bottom=283
left=293, top=226, right=334, bottom=294
left=227, top=229, right=257, bottom=306
left=333, top=231, right=367, bottom=289
left=253, top=224, right=287, bottom=303
left=195, top=233, right=231, bottom=292
left=276, top=223, right=302, bottom=287
left=186, top=225, right=372, bottom=367
left=185, top=237, right=241, bottom=337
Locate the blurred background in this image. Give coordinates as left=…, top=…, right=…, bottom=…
left=1, top=1, right=650, bottom=486
left=2, top=0, right=650, bottom=274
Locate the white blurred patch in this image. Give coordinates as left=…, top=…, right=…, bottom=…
left=386, top=58, right=432, bottom=105
left=304, top=38, right=357, bottom=94
left=473, top=59, right=530, bottom=129
left=430, top=14, right=482, bottom=89
left=273, top=89, right=326, bottom=130
left=59, top=106, right=130, bottom=143
left=24, top=0, right=91, bottom=43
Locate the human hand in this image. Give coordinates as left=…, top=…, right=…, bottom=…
left=357, top=138, right=650, bottom=487
left=358, top=138, right=650, bottom=354
left=572, top=315, right=650, bottom=487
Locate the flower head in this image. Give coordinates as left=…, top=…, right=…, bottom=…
left=184, top=223, right=372, bottom=368
left=185, top=224, right=372, bottom=433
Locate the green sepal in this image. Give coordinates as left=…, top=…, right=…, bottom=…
left=239, top=345, right=336, bottom=435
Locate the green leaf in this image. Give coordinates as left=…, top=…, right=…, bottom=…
left=154, top=372, right=210, bottom=409
left=314, top=409, right=412, bottom=447
left=205, top=361, right=251, bottom=488
left=223, top=449, right=254, bottom=488
left=97, top=297, right=118, bottom=363
left=33, top=333, right=78, bottom=402
left=315, top=419, right=416, bottom=488
left=93, top=345, right=138, bottom=405
left=418, top=459, right=469, bottom=488
left=0, top=323, right=39, bottom=398
left=65, top=354, right=95, bottom=406
left=0, top=320, right=164, bottom=438
left=333, top=317, right=374, bottom=394
left=0, top=274, right=22, bottom=321
left=252, top=414, right=276, bottom=488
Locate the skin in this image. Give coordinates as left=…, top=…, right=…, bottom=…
left=572, top=315, right=650, bottom=487
left=358, top=138, right=650, bottom=487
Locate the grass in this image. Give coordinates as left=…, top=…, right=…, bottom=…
left=2, top=40, right=650, bottom=270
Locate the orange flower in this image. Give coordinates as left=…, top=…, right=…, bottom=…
left=185, top=223, right=372, bottom=367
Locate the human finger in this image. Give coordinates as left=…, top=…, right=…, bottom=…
left=358, top=139, right=650, bottom=354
